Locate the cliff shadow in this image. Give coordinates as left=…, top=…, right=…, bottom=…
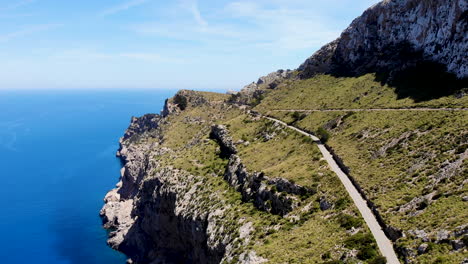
left=373, top=61, right=468, bottom=102
left=325, top=41, right=468, bottom=102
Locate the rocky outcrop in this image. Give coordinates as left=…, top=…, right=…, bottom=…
left=210, top=124, right=313, bottom=216
left=101, top=101, right=268, bottom=264
left=210, top=125, right=238, bottom=158
left=299, top=0, right=468, bottom=79
left=162, top=90, right=209, bottom=116
left=229, top=70, right=294, bottom=105
left=241, top=69, right=294, bottom=93
left=123, top=114, right=161, bottom=141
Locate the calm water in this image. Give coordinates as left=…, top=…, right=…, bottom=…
left=0, top=89, right=176, bottom=264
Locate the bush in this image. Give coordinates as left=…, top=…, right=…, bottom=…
left=335, top=198, right=350, bottom=210
left=322, top=261, right=343, bottom=264
left=337, top=213, right=363, bottom=229
left=316, top=127, right=330, bottom=142
left=344, top=233, right=375, bottom=249
left=291, top=111, right=307, bottom=123
left=357, top=246, right=378, bottom=260
left=173, top=94, right=188, bottom=110
left=368, top=256, right=387, bottom=264
left=321, top=252, right=331, bottom=260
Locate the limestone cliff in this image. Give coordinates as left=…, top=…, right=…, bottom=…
left=299, top=0, right=468, bottom=78
left=100, top=93, right=268, bottom=264
left=236, top=0, right=467, bottom=102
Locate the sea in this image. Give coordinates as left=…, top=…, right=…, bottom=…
left=0, top=89, right=178, bottom=264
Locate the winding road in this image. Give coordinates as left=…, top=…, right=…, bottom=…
left=271, top=107, right=468, bottom=112
left=264, top=116, right=401, bottom=264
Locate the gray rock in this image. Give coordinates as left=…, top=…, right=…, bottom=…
left=319, top=197, right=333, bottom=211
left=408, top=229, right=430, bottom=242
left=436, top=230, right=451, bottom=242
left=452, top=239, right=466, bottom=250
left=299, top=0, right=468, bottom=79
left=454, top=225, right=468, bottom=237
left=417, top=243, right=429, bottom=254
left=210, top=124, right=238, bottom=158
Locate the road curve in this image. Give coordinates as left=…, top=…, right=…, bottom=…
left=264, top=116, right=401, bottom=264
left=272, top=108, right=468, bottom=112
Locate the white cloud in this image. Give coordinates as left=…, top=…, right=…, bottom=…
left=100, top=0, right=151, bottom=17
left=189, top=2, right=207, bottom=27
left=0, top=24, right=60, bottom=43
left=130, top=0, right=341, bottom=52
left=178, top=0, right=208, bottom=27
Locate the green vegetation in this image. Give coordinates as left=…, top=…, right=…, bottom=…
left=254, top=73, right=468, bottom=112
left=133, top=67, right=467, bottom=263
left=173, top=93, right=188, bottom=110
left=144, top=91, right=384, bottom=263
left=254, top=73, right=468, bottom=263
left=316, top=127, right=330, bottom=143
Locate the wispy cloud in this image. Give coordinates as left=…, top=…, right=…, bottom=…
left=100, top=0, right=151, bottom=17
left=0, top=24, right=60, bottom=43
left=187, top=1, right=207, bottom=27
left=130, top=0, right=341, bottom=51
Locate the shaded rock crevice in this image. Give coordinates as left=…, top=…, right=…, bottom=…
left=210, top=124, right=313, bottom=216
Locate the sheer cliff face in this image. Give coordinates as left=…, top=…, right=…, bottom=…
left=299, top=0, right=468, bottom=78
left=100, top=92, right=270, bottom=264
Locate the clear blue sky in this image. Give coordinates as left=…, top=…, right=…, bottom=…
left=0, top=0, right=380, bottom=90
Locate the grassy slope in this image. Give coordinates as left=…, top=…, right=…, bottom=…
left=255, top=74, right=468, bottom=111
left=255, top=74, right=468, bottom=263
left=152, top=92, right=385, bottom=263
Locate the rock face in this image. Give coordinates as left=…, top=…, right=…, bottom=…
left=101, top=102, right=268, bottom=264
left=299, top=0, right=468, bottom=79
left=241, top=69, right=294, bottom=93
left=211, top=125, right=313, bottom=216
left=229, top=70, right=294, bottom=105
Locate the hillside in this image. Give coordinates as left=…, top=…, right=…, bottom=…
left=101, top=0, right=467, bottom=263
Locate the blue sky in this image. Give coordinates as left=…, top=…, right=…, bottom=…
left=0, top=0, right=380, bottom=90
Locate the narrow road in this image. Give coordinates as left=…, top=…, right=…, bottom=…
left=264, top=116, right=401, bottom=264
left=272, top=108, right=468, bottom=112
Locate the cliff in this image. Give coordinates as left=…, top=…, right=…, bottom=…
left=235, top=0, right=467, bottom=103
left=101, top=0, right=467, bottom=263
left=298, top=0, right=467, bottom=79
left=101, top=90, right=387, bottom=263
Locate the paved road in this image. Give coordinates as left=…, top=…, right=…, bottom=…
left=264, top=116, right=401, bottom=264
left=272, top=108, right=468, bottom=112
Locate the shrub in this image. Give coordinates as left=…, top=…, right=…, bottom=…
left=321, top=252, right=331, bottom=260
left=291, top=111, right=307, bottom=122
left=316, top=127, right=330, bottom=142
left=357, top=246, right=378, bottom=260
left=335, top=198, right=350, bottom=210
left=344, top=233, right=374, bottom=249
left=322, top=261, right=343, bottom=264
left=368, top=256, right=387, bottom=264
left=337, top=213, right=363, bottom=229
left=173, top=94, right=188, bottom=110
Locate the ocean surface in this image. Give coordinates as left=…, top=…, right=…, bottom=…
left=0, top=89, right=177, bottom=264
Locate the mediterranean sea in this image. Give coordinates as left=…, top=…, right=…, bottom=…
left=0, top=89, right=176, bottom=263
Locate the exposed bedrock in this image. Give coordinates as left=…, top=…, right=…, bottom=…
left=299, top=0, right=468, bottom=79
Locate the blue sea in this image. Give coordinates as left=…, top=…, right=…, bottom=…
left=0, top=89, right=177, bottom=264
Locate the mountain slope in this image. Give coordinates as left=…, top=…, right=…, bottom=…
left=101, top=0, right=467, bottom=263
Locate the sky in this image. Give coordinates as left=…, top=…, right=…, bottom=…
left=0, top=0, right=381, bottom=91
